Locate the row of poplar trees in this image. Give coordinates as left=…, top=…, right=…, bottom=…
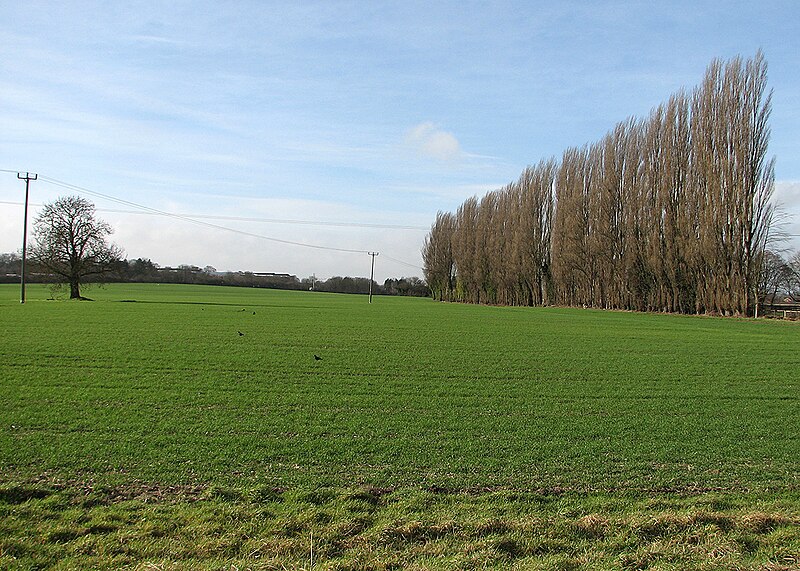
left=423, top=53, right=775, bottom=315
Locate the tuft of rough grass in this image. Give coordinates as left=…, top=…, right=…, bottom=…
left=1, top=481, right=798, bottom=570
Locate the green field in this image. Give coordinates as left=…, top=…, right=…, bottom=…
left=1, top=283, right=798, bottom=569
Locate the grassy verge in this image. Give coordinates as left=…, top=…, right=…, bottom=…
left=1, top=480, right=798, bottom=570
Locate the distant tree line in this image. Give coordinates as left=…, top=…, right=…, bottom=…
left=423, top=53, right=777, bottom=315
left=1, top=252, right=429, bottom=297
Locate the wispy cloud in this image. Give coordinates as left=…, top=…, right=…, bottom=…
left=125, top=34, right=187, bottom=47
left=404, top=122, right=463, bottom=162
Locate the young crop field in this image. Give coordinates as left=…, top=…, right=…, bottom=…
left=1, top=283, right=798, bottom=569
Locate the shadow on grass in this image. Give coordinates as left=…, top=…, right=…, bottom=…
left=0, top=486, right=54, bottom=504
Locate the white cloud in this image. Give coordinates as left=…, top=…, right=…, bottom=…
left=773, top=180, right=800, bottom=250
left=109, top=215, right=423, bottom=282
left=0, top=187, right=427, bottom=282
left=96, top=195, right=426, bottom=281
left=773, top=180, right=800, bottom=212
left=404, top=122, right=463, bottom=161
left=0, top=204, right=22, bottom=256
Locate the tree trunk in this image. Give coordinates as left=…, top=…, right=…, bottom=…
left=70, top=279, right=80, bottom=299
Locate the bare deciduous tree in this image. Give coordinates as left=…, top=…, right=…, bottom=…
left=31, top=196, right=123, bottom=299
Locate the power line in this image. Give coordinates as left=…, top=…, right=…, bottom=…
left=0, top=200, right=428, bottom=231
left=381, top=253, right=423, bottom=271
left=2, top=170, right=427, bottom=271
left=168, top=214, right=426, bottom=230
left=37, top=175, right=370, bottom=255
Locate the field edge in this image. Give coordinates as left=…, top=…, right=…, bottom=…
left=1, top=477, right=799, bottom=570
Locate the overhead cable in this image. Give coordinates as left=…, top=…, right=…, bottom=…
left=2, top=170, right=426, bottom=269
left=38, top=175, right=372, bottom=254
left=0, top=200, right=427, bottom=231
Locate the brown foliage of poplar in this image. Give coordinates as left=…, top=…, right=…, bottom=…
left=423, top=52, right=775, bottom=316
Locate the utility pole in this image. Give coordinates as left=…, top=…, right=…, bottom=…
left=368, top=252, right=379, bottom=303
left=17, top=172, right=37, bottom=304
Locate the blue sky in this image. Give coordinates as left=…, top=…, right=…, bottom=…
left=1, top=1, right=799, bottom=280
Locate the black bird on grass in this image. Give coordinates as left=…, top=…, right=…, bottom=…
left=314, top=354, right=322, bottom=361
left=238, top=331, right=245, bottom=336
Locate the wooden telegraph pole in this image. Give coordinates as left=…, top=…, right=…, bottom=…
left=17, top=172, right=37, bottom=304
left=368, top=252, right=379, bottom=303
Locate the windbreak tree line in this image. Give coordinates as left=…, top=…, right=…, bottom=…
left=423, top=53, right=775, bottom=315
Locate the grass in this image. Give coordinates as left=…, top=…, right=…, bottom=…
left=1, top=483, right=798, bottom=569
left=1, top=283, right=798, bottom=568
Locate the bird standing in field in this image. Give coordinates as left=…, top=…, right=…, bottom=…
left=238, top=331, right=245, bottom=336
left=314, top=354, right=322, bottom=361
